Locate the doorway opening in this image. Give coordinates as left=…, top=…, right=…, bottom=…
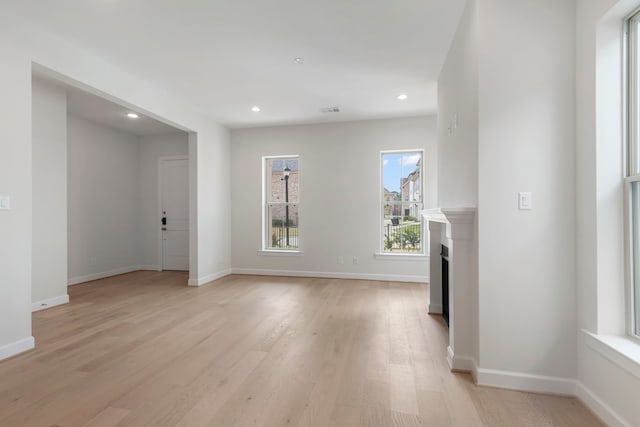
left=31, top=67, right=195, bottom=312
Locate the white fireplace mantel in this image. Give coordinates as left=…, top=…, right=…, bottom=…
left=422, top=207, right=476, bottom=372
left=422, top=207, right=476, bottom=223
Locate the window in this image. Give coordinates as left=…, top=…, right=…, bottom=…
left=627, top=11, right=640, bottom=337
left=381, top=150, right=424, bottom=254
left=263, top=156, right=299, bottom=251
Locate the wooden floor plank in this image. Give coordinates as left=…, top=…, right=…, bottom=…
left=82, top=406, right=130, bottom=427
left=390, top=363, right=420, bottom=416
left=0, top=271, right=602, bottom=427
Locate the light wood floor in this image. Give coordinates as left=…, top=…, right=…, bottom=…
left=0, top=272, right=601, bottom=427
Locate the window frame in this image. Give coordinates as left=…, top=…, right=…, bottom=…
left=261, top=154, right=301, bottom=253
left=625, top=10, right=640, bottom=340
left=379, top=149, right=426, bottom=256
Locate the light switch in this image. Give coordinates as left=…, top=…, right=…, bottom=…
left=0, top=195, right=9, bottom=210
left=518, top=192, right=532, bottom=210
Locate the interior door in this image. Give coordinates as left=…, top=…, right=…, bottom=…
left=160, top=158, right=189, bottom=271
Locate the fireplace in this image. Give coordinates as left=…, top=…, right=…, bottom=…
left=422, top=207, right=476, bottom=371
left=441, top=244, right=449, bottom=326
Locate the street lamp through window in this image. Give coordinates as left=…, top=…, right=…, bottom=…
left=283, top=166, right=291, bottom=247
left=263, top=156, right=299, bottom=250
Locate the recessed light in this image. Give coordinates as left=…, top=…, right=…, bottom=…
left=294, top=57, right=304, bottom=65
left=251, top=106, right=261, bottom=112
left=127, top=112, right=139, bottom=119
left=397, top=93, right=408, bottom=100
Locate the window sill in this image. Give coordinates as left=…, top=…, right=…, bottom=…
left=374, top=252, right=428, bottom=261
left=257, top=250, right=303, bottom=257
left=582, top=329, right=640, bottom=380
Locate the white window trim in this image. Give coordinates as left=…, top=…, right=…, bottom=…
left=624, top=177, right=640, bottom=343
left=626, top=11, right=640, bottom=341
left=575, top=3, right=640, bottom=381
left=374, top=252, right=428, bottom=261
left=261, top=155, right=301, bottom=252
left=257, top=249, right=303, bottom=257
left=379, top=149, right=426, bottom=257
left=582, top=330, right=640, bottom=380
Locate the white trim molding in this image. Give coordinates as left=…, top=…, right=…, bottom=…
left=188, top=269, right=232, bottom=286
left=231, top=268, right=428, bottom=283
left=447, top=346, right=476, bottom=372
left=582, top=330, right=640, bottom=380
left=139, top=264, right=162, bottom=272
left=423, top=207, right=476, bottom=379
left=474, top=366, right=576, bottom=395
left=32, top=294, right=69, bottom=312
left=428, top=303, right=443, bottom=314
left=68, top=265, right=160, bottom=286
left=256, top=250, right=304, bottom=257
left=576, top=382, right=631, bottom=427
left=0, top=336, right=34, bottom=361
left=374, top=253, right=428, bottom=261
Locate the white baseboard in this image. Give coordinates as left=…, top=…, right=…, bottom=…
left=576, top=381, right=630, bottom=427
left=68, top=265, right=160, bottom=285
left=475, top=365, right=576, bottom=395
left=0, top=336, right=34, bottom=361
left=428, top=303, right=443, bottom=314
left=471, top=358, right=479, bottom=383
left=230, top=268, right=428, bottom=283
left=455, top=356, right=629, bottom=425
left=188, top=269, right=232, bottom=286
left=139, top=264, right=161, bottom=271
left=32, top=294, right=69, bottom=312
left=446, top=346, right=475, bottom=372
left=457, top=355, right=576, bottom=397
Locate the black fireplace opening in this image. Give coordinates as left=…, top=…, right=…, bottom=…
left=441, top=244, right=449, bottom=327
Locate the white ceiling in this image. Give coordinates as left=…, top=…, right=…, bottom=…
left=65, top=85, right=184, bottom=137
left=11, top=0, right=466, bottom=128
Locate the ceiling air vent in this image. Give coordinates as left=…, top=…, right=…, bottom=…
left=320, top=106, right=340, bottom=113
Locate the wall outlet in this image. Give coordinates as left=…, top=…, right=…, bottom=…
left=353, top=256, right=359, bottom=265
left=337, top=256, right=344, bottom=265
left=518, top=192, right=532, bottom=210
left=0, top=195, right=10, bottom=210
left=90, top=256, right=97, bottom=266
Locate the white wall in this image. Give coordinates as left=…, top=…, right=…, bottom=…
left=437, top=0, right=480, bottom=364
left=68, top=115, right=141, bottom=282
left=138, top=133, right=189, bottom=267
left=193, top=125, right=232, bottom=285
left=576, top=0, right=640, bottom=425
left=32, top=77, right=68, bottom=308
left=438, top=0, right=578, bottom=390
left=437, top=0, right=478, bottom=209
left=231, top=116, right=435, bottom=282
left=477, top=0, right=577, bottom=381
left=435, top=0, right=640, bottom=423
left=0, top=39, right=33, bottom=358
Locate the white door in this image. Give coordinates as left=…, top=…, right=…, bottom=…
left=160, top=158, right=189, bottom=271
